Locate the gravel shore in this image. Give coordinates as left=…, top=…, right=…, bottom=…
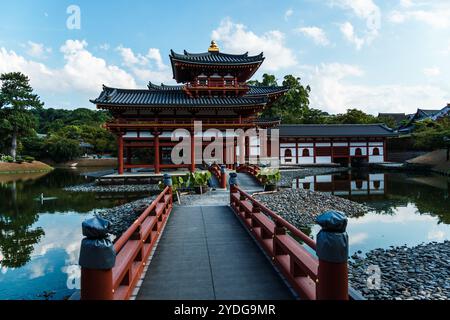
left=254, top=188, right=369, bottom=227
left=349, top=241, right=450, bottom=300
left=98, top=196, right=156, bottom=239
left=279, top=167, right=347, bottom=187
left=65, top=183, right=159, bottom=193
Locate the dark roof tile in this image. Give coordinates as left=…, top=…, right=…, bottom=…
left=275, top=124, right=397, bottom=137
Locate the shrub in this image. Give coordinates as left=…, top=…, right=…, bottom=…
left=256, top=168, right=281, bottom=186
left=186, top=171, right=212, bottom=187
left=23, top=155, right=35, bottom=163
left=1, top=155, right=14, bottom=163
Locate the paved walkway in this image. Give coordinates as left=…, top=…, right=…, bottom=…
left=136, top=205, right=294, bottom=300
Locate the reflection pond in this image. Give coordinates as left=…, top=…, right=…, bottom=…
left=0, top=169, right=144, bottom=300
left=293, top=170, right=450, bottom=255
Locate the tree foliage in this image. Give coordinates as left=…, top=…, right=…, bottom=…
left=0, top=72, right=43, bottom=158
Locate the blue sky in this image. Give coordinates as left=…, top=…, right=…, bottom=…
left=0, top=0, right=449, bottom=114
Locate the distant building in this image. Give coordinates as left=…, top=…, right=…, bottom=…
left=277, top=124, right=397, bottom=166
left=399, top=104, right=450, bottom=133
left=377, top=113, right=407, bottom=127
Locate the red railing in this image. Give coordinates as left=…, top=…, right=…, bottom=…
left=81, top=186, right=173, bottom=300
left=237, top=164, right=262, bottom=183
left=110, top=187, right=173, bottom=300
left=208, top=163, right=227, bottom=189
left=230, top=185, right=347, bottom=300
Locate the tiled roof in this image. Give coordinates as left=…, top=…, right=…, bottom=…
left=91, top=86, right=269, bottom=107
left=275, top=124, right=398, bottom=137
left=91, top=84, right=288, bottom=107
left=170, top=50, right=264, bottom=65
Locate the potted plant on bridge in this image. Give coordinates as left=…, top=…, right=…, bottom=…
left=256, top=168, right=281, bottom=192
left=187, top=171, right=212, bottom=194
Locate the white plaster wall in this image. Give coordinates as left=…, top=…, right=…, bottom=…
left=316, top=175, right=332, bottom=183
left=351, top=181, right=368, bottom=190
left=298, top=147, right=314, bottom=157
left=298, top=157, right=314, bottom=164
left=369, top=147, right=384, bottom=155
left=123, top=131, right=138, bottom=138
left=369, top=155, right=384, bottom=163
left=350, top=147, right=368, bottom=156
left=369, top=142, right=384, bottom=147
left=315, top=156, right=332, bottom=164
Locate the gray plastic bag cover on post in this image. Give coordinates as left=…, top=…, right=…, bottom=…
left=79, top=216, right=116, bottom=269
left=315, top=211, right=349, bottom=263
left=229, top=172, right=238, bottom=186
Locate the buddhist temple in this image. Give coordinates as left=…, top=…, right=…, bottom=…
left=91, top=41, right=288, bottom=174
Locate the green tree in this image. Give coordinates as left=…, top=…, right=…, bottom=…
left=45, top=135, right=81, bottom=162
left=329, top=109, right=378, bottom=124
left=247, top=73, right=278, bottom=87
left=257, top=74, right=311, bottom=123
left=0, top=72, right=43, bottom=159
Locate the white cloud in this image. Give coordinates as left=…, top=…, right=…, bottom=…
left=349, top=232, right=368, bottom=245
left=211, top=17, right=297, bottom=71
left=331, top=0, right=381, bottom=49
left=60, top=40, right=137, bottom=94
left=301, top=63, right=449, bottom=114
left=117, top=46, right=147, bottom=66
left=295, top=27, right=330, bottom=46
left=0, top=40, right=137, bottom=103
left=98, top=43, right=110, bottom=51
left=284, top=9, right=294, bottom=21
left=116, top=46, right=172, bottom=84
left=389, top=2, right=450, bottom=29
left=25, top=41, right=52, bottom=59
left=340, top=22, right=365, bottom=50
left=423, top=67, right=440, bottom=77
left=400, top=0, right=414, bottom=8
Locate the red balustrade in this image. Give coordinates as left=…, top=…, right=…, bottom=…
left=236, top=164, right=262, bottom=183
left=229, top=185, right=348, bottom=300
left=80, top=186, right=173, bottom=300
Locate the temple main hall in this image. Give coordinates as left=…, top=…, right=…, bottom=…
left=91, top=41, right=396, bottom=174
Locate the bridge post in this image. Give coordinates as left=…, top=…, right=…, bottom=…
left=79, top=216, right=116, bottom=300
left=220, top=165, right=227, bottom=189
left=229, top=172, right=238, bottom=191
left=316, top=211, right=349, bottom=300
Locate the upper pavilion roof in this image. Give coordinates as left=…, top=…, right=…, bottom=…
left=169, top=41, right=266, bottom=83
left=169, top=50, right=265, bottom=65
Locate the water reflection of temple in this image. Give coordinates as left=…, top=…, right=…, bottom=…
left=292, top=173, right=386, bottom=197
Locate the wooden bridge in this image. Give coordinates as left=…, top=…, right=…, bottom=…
left=78, top=166, right=354, bottom=300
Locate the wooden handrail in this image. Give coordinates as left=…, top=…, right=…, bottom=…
left=111, top=186, right=173, bottom=299
left=230, top=184, right=320, bottom=299
left=234, top=187, right=316, bottom=250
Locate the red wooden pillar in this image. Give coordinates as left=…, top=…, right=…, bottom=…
left=154, top=133, right=161, bottom=174
left=296, top=140, right=299, bottom=165
left=233, top=141, right=237, bottom=170
left=118, top=134, right=124, bottom=175
left=383, top=138, right=387, bottom=162
left=190, top=131, right=195, bottom=172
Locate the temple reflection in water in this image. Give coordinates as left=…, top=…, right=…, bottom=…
left=292, top=172, right=386, bottom=198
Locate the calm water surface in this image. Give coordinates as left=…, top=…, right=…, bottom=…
left=0, top=169, right=449, bottom=299
left=294, top=170, right=450, bottom=255
left=0, top=169, right=143, bottom=300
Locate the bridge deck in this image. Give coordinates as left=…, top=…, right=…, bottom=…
left=136, top=205, right=294, bottom=300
